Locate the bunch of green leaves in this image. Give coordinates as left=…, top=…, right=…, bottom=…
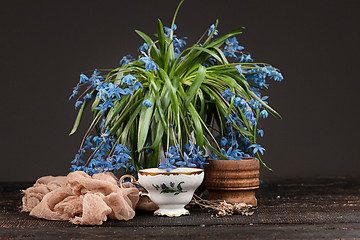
left=69, top=0, right=281, bottom=172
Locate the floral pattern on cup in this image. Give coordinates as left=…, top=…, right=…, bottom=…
left=152, top=181, right=187, bottom=195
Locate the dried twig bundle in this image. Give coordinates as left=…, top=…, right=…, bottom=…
left=190, top=194, right=255, bottom=217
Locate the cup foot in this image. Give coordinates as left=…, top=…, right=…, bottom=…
left=154, top=207, right=190, bottom=217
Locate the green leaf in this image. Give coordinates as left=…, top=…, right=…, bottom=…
left=137, top=92, right=156, bottom=152
left=69, top=101, right=88, bottom=136
left=170, top=0, right=184, bottom=39
left=114, top=71, right=124, bottom=85
left=91, top=96, right=101, bottom=112
left=109, top=99, right=143, bottom=135
left=177, top=181, right=184, bottom=191
left=197, top=88, right=206, bottom=119
left=120, top=104, right=142, bottom=144
left=164, top=37, right=175, bottom=73
left=150, top=122, right=165, bottom=149
left=256, top=153, right=273, bottom=172
left=184, top=65, right=206, bottom=109
left=187, top=103, right=204, bottom=147
left=206, top=73, right=250, bottom=100
left=175, top=50, right=208, bottom=77
left=157, top=19, right=166, bottom=57
left=159, top=68, right=180, bottom=126
left=186, top=46, right=223, bottom=64
left=212, top=47, right=229, bottom=64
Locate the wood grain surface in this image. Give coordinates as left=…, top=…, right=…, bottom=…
left=1, top=176, right=359, bottom=239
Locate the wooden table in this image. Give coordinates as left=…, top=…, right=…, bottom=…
left=1, top=176, right=360, bottom=239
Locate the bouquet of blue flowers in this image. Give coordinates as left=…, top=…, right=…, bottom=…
left=68, top=0, right=283, bottom=175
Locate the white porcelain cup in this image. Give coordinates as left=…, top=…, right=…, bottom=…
left=137, top=167, right=204, bottom=217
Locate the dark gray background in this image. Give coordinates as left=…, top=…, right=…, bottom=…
left=1, top=0, right=359, bottom=182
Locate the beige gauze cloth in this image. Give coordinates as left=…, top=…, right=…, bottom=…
left=21, top=171, right=140, bottom=225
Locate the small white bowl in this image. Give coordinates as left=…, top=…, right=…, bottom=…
left=138, top=167, right=204, bottom=217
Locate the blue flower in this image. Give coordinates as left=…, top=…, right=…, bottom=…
left=236, top=98, right=248, bottom=109
left=69, top=87, right=79, bottom=100
left=143, top=143, right=153, bottom=154
left=84, top=136, right=93, bottom=149
left=173, top=37, right=187, bottom=53
left=145, top=61, right=158, bottom=73
left=234, top=97, right=242, bottom=107
left=92, top=136, right=103, bottom=148
left=164, top=24, right=177, bottom=38
left=132, top=81, right=143, bottom=91
left=267, top=68, right=284, bottom=82
left=220, top=145, right=248, bottom=160
left=222, top=88, right=235, bottom=101
left=79, top=73, right=89, bottom=84
left=97, top=88, right=108, bottom=102
left=106, top=83, right=123, bottom=100
left=75, top=101, right=83, bottom=109
left=232, top=139, right=239, bottom=149
left=259, top=109, right=269, bottom=118
left=83, top=93, right=94, bottom=102
left=121, top=74, right=136, bottom=86
left=71, top=132, right=135, bottom=175
left=235, top=65, right=243, bottom=74
left=90, top=69, right=104, bottom=82
left=159, top=159, right=177, bottom=172
left=237, top=54, right=253, bottom=63
left=159, top=145, right=181, bottom=172
left=118, top=87, right=133, bottom=96
left=250, top=99, right=261, bottom=110
left=225, top=112, right=246, bottom=130
left=170, top=182, right=175, bottom=187
left=210, top=151, right=220, bottom=160
left=120, top=54, right=134, bottom=66
left=257, top=129, right=264, bottom=137
left=261, top=96, right=269, bottom=104
left=176, top=152, right=197, bottom=168
left=142, top=99, right=153, bottom=107
left=244, top=110, right=256, bottom=123
left=114, top=144, right=131, bottom=155
left=225, top=37, right=237, bottom=49
left=248, top=144, right=266, bottom=155
left=273, top=71, right=283, bottom=82
left=221, top=147, right=236, bottom=160
left=208, top=24, right=218, bottom=37
left=208, top=58, right=217, bottom=65
left=245, top=66, right=282, bottom=88
left=101, top=129, right=110, bottom=142
left=138, top=43, right=149, bottom=52
left=139, top=51, right=159, bottom=73
left=220, top=137, right=228, bottom=147
left=181, top=141, right=208, bottom=169
left=224, top=37, right=244, bottom=57
left=95, top=101, right=113, bottom=115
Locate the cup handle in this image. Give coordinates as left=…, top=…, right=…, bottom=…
left=139, top=191, right=150, bottom=198
left=119, top=174, right=150, bottom=198
left=119, top=174, right=139, bottom=188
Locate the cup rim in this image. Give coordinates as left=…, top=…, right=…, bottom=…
left=138, top=167, right=204, bottom=176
